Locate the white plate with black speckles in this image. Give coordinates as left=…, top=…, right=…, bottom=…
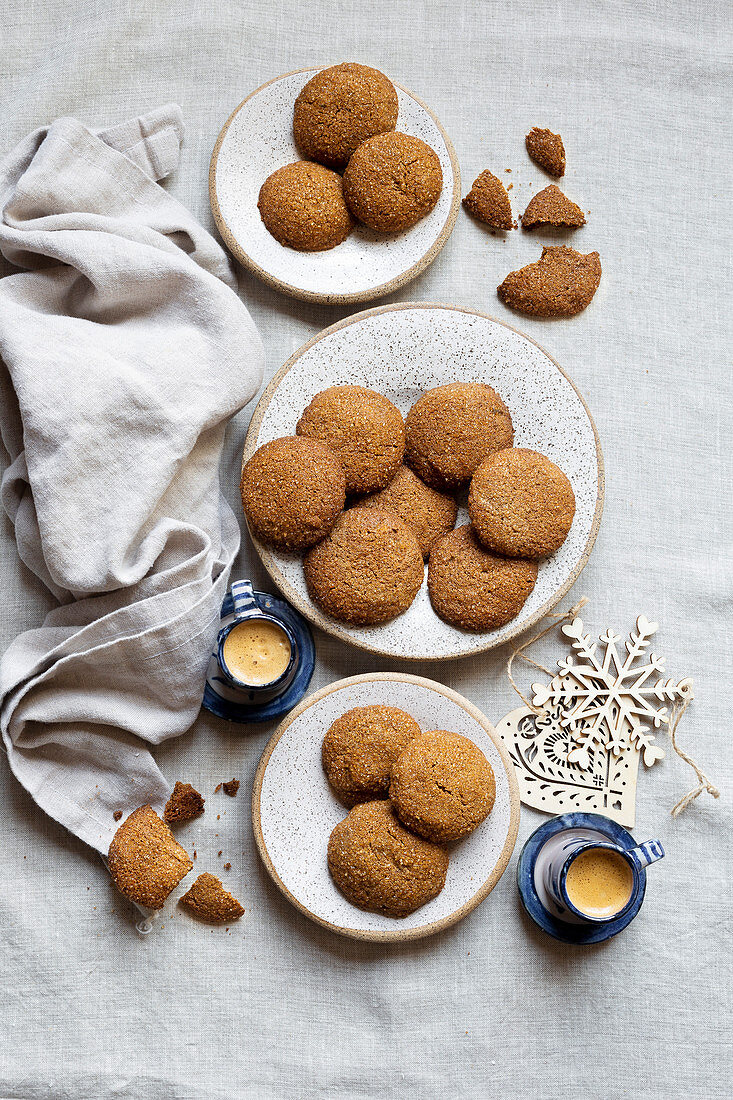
left=242, top=302, right=605, bottom=662
left=209, top=68, right=461, bottom=304
left=252, top=673, right=521, bottom=942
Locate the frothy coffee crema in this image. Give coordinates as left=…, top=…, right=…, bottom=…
left=223, top=619, right=291, bottom=686
left=565, top=848, right=634, bottom=918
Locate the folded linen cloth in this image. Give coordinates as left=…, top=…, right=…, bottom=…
left=0, top=106, right=264, bottom=853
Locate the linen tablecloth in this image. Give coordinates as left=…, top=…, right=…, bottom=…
left=1, top=2, right=730, bottom=1098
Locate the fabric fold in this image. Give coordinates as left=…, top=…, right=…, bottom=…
left=0, top=105, right=264, bottom=852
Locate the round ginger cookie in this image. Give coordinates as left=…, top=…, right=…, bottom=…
left=240, top=436, right=345, bottom=550
left=304, top=507, right=424, bottom=625
left=293, top=63, right=398, bottom=170
left=359, top=465, right=457, bottom=558
left=427, top=525, right=538, bottom=632
left=257, top=161, right=353, bottom=252
left=327, top=800, right=449, bottom=916
left=296, top=385, right=405, bottom=494
left=468, top=448, right=576, bottom=559
left=405, top=382, right=514, bottom=491
left=108, top=805, right=193, bottom=910
left=343, top=131, right=443, bottom=233
left=322, top=705, right=421, bottom=805
left=390, top=731, right=496, bottom=844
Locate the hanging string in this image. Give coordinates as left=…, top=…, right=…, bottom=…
left=506, top=596, right=589, bottom=711
left=668, top=694, right=720, bottom=817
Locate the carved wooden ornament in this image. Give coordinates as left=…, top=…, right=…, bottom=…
left=496, top=616, right=693, bottom=826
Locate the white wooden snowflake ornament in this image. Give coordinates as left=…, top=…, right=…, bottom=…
left=496, top=616, right=693, bottom=826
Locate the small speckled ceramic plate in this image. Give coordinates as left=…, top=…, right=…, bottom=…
left=209, top=68, right=460, bottom=303
left=242, top=303, right=604, bottom=661
left=252, top=673, right=520, bottom=941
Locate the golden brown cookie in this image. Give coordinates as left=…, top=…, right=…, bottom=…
left=179, top=873, right=244, bottom=923
left=296, top=385, right=405, bottom=494
left=405, top=383, right=514, bottom=491
left=521, top=184, right=585, bottom=229
left=108, top=805, right=193, bottom=910
left=463, top=170, right=516, bottom=230
left=240, top=436, right=345, bottom=550
left=497, top=246, right=601, bottom=317
left=163, top=782, right=205, bottom=825
left=293, top=62, right=398, bottom=169
left=304, top=507, right=424, bottom=625
left=390, top=731, right=496, bottom=843
left=468, top=448, right=576, bottom=559
left=327, top=800, right=449, bottom=916
left=427, top=525, right=538, bottom=632
left=257, top=161, right=353, bottom=251
left=359, top=465, right=457, bottom=558
left=525, top=127, right=566, bottom=177
left=322, top=705, right=421, bottom=805
left=343, top=132, right=443, bottom=233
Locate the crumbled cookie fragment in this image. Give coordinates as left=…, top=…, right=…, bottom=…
left=521, top=185, right=585, bottom=229
left=224, top=863, right=232, bottom=871
left=222, top=779, right=240, bottom=797
left=525, top=127, right=566, bottom=177
left=113, top=810, right=123, bottom=822
left=179, top=873, right=245, bottom=924
left=214, top=783, right=222, bottom=793
left=462, top=171, right=515, bottom=230
left=163, top=781, right=205, bottom=824
left=497, top=246, right=601, bottom=317
left=108, top=805, right=193, bottom=910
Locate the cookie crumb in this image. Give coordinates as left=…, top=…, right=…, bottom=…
left=113, top=810, right=123, bottom=822
left=223, top=779, right=240, bottom=797
left=525, top=127, right=565, bottom=177
left=463, top=170, right=515, bottom=230
left=224, top=863, right=231, bottom=871
left=179, top=873, right=245, bottom=923
left=164, top=781, right=205, bottom=824
left=218, top=850, right=223, bottom=857
left=214, top=783, right=222, bottom=793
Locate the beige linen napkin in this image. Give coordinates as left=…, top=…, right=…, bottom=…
left=0, top=105, right=264, bottom=852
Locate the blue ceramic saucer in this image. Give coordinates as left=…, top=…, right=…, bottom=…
left=517, top=813, right=647, bottom=945
left=202, top=587, right=315, bottom=724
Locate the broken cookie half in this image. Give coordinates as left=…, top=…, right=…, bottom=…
left=164, top=781, right=205, bottom=824
left=497, top=246, right=601, bottom=317
left=179, top=873, right=245, bottom=923
left=521, top=184, right=585, bottom=229
left=108, top=804, right=193, bottom=910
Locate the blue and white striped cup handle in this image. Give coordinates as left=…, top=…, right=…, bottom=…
left=628, top=839, right=665, bottom=869
left=230, top=579, right=258, bottom=618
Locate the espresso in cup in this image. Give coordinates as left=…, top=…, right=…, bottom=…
left=564, top=847, right=634, bottom=919
left=222, top=619, right=292, bottom=687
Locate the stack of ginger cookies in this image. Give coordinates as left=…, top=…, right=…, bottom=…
left=257, top=62, right=443, bottom=251
left=240, top=380, right=576, bottom=633
left=322, top=705, right=496, bottom=917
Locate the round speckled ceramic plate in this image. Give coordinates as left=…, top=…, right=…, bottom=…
left=252, top=673, right=520, bottom=941
left=242, top=303, right=604, bottom=661
left=209, top=68, right=460, bottom=303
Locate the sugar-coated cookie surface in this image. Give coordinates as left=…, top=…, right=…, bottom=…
left=293, top=62, right=398, bottom=169
left=327, top=800, right=449, bottom=916
left=521, top=184, right=585, bottom=229
left=304, top=507, right=424, bottom=625
left=179, top=873, right=244, bottom=923
left=463, top=170, right=515, bottom=230
left=468, top=447, right=576, bottom=559
left=359, top=465, right=457, bottom=558
left=297, top=385, right=405, bottom=494
left=427, top=525, right=538, bottom=631
left=390, top=730, right=496, bottom=843
left=405, top=383, right=514, bottom=491
left=240, top=436, right=346, bottom=550
left=108, top=805, right=193, bottom=910
left=343, top=132, right=443, bottom=233
left=525, top=127, right=566, bottom=177
left=258, top=161, right=353, bottom=252
left=497, top=246, right=601, bottom=317
left=322, top=705, right=421, bottom=805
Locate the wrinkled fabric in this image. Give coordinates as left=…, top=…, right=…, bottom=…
left=0, top=104, right=264, bottom=853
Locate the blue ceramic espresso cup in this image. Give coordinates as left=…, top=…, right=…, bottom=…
left=216, top=580, right=298, bottom=703
left=543, top=832, right=664, bottom=925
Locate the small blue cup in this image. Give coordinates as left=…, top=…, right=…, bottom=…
left=216, top=580, right=298, bottom=703
left=544, top=834, right=664, bottom=925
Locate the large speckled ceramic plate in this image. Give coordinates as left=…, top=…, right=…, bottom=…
left=242, top=303, right=605, bottom=661
left=209, top=68, right=460, bottom=303
left=252, top=673, right=520, bottom=941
